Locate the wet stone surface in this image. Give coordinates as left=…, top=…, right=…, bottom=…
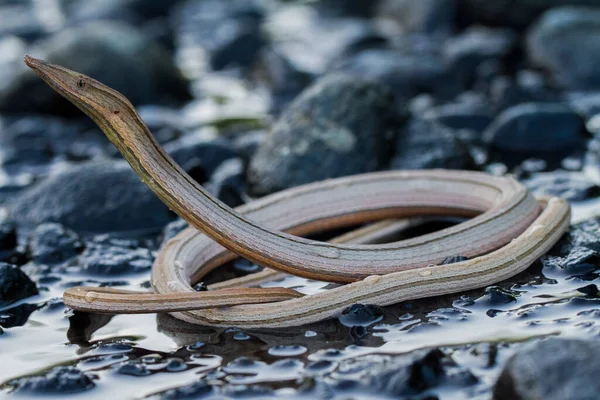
left=2, top=1, right=600, bottom=399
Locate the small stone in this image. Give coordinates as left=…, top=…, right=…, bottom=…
left=392, top=118, right=474, bottom=170
left=376, top=0, right=456, bottom=35
left=0, top=263, right=37, bottom=304
left=339, top=304, right=383, bottom=327
left=28, top=223, right=83, bottom=265
left=10, top=367, right=94, bottom=394
left=483, top=103, right=585, bottom=163
left=494, top=338, right=600, bottom=400
left=77, top=238, right=153, bottom=275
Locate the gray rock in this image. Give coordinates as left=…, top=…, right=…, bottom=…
left=484, top=103, right=584, bottom=158
left=494, top=338, right=600, bottom=400
left=27, top=223, right=83, bottom=265
left=0, top=263, right=37, bottom=305
left=76, top=236, right=153, bottom=275
left=338, top=47, right=461, bottom=103
left=527, top=7, right=600, bottom=90
left=0, top=21, right=189, bottom=115
left=248, top=73, right=395, bottom=195
left=10, top=161, right=174, bottom=234
left=444, top=27, right=517, bottom=87
left=392, top=118, right=474, bottom=170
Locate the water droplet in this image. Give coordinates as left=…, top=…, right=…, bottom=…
left=305, top=330, right=317, bottom=337
left=312, top=245, right=341, bottom=259
left=233, top=332, right=250, bottom=341
left=268, top=345, right=307, bottom=357
left=419, top=269, right=432, bottom=277
left=84, top=292, right=98, bottom=303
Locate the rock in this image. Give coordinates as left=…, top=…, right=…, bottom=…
left=320, top=0, right=380, bottom=18
left=0, top=303, right=39, bottom=328
left=27, top=223, right=83, bottom=265
left=494, top=338, right=600, bottom=400
left=0, top=3, right=57, bottom=40
left=172, top=0, right=265, bottom=72
left=525, top=171, right=600, bottom=202
left=0, top=217, right=16, bottom=253
left=338, top=304, right=383, bottom=327
left=366, top=349, right=477, bottom=397
left=488, top=74, right=563, bottom=112
left=164, top=136, right=239, bottom=183
left=10, top=367, right=95, bottom=394
left=0, top=263, right=37, bottom=304
left=422, top=96, right=493, bottom=135
left=376, top=0, right=456, bottom=34
left=206, top=158, right=247, bottom=208
left=457, top=0, right=600, bottom=29
left=483, top=103, right=585, bottom=162
left=392, top=118, right=474, bottom=170
left=232, top=130, right=266, bottom=161
left=0, top=116, right=85, bottom=168
left=10, top=161, right=174, bottom=234
left=248, top=73, right=395, bottom=195
left=527, top=7, right=600, bottom=90
left=444, top=27, right=517, bottom=87
left=0, top=21, right=190, bottom=115
left=337, top=47, right=461, bottom=103
left=76, top=236, right=153, bottom=275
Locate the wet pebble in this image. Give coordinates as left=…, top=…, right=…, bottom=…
left=480, top=286, right=519, bottom=306
left=494, top=338, right=600, bottom=400
left=483, top=103, right=585, bottom=164
left=27, top=223, right=83, bottom=265
left=444, top=27, right=517, bottom=87
left=9, top=367, right=95, bottom=394
left=338, top=304, right=383, bottom=327
left=0, top=303, right=38, bottom=328
left=392, top=118, right=475, bottom=170
left=10, top=161, right=174, bottom=233
left=366, top=349, right=477, bottom=397
left=76, top=236, right=153, bottom=275
left=248, top=73, right=395, bottom=195
left=527, top=6, right=600, bottom=90
left=160, top=381, right=214, bottom=399
left=115, top=361, right=151, bottom=377
left=0, top=262, right=37, bottom=304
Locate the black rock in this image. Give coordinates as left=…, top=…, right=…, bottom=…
left=457, top=0, right=600, bottom=29
left=338, top=47, right=461, bottom=104
left=0, top=263, right=37, bottom=305
left=422, top=100, right=493, bottom=135
left=248, top=73, right=395, bottom=195
left=527, top=7, right=600, bottom=90
left=165, top=136, right=239, bottom=183
left=444, top=27, right=517, bottom=87
left=494, top=338, right=600, bottom=400
left=77, top=236, right=153, bottom=275
left=366, top=349, right=477, bottom=397
left=483, top=103, right=585, bottom=163
left=561, top=246, right=600, bottom=274
left=10, top=161, right=174, bottom=234
left=160, top=381, right=214, bottom=399
left=0, top=217, right=17, bottom=253
left=0, top=303, right=39, bottom=328
left=339, top=304, right=384, bottom=327
left=376, top=0, right=456, bottom=35
left=480, top=286, right=519, bottom=306
left=0, top=21, right=190, bottom=115
left=392, top=118, right=474, bottom=170
left=488, top=74, right=563, bottom=112
left=564, top=218, right=600, bottom=253
left=206, top=158, right=247, bottom=208
left=28, top=223, right=83, bottom=265
left=10, top=367, right=95, bottom=395
left=0, top=116, right=86, bottom=169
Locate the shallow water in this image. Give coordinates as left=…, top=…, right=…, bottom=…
left=1, top=196, right=600, bottom=399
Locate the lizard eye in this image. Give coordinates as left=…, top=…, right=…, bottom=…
left=77, top=78, right=86, bottom=89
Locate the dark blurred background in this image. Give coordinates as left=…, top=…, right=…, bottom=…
left=1, top=0, right=600, bottom=233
